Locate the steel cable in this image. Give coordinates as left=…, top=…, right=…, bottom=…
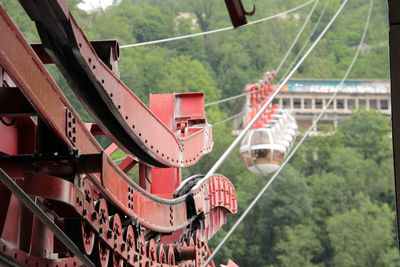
left=212, top=111, right=247, bottom=127
left=275, top=0, right=320, bottom=74
left=197, top=0, right=348, bottom=186
left=205, top=0, right=320, bottom=108
left=202, top=0, right=372, bottom=264
left=0, top=169, right=96, bottom=267
left=278, top=0, right=331, bottom=84
left=205, top=92, right=252, bottom=107
left=119, top=0, right=314, bottom=49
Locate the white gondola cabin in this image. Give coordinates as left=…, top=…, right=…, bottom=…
left=240, top=128, right=287, bottom=175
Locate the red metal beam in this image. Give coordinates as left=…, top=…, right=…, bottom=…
left=19, top=0, right=214, bottom=168
left=0, top=4, right=236, bottom=234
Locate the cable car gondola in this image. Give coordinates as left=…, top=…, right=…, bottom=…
left=240, top=105, right=297, bottom=175
left=240, top=126, right=287, bottom=175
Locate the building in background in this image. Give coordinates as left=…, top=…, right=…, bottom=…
left=233, top=79, right=390, bottom=134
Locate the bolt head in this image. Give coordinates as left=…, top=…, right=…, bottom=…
left=107, top=229, right=113, bottom=239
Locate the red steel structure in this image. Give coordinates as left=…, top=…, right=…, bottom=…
left=0, top=1, right=238, bottom=266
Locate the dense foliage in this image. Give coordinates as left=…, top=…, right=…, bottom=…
left=3, top=0, right=398, bottom=266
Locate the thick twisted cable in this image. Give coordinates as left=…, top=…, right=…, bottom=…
left=120, top=0, right=314, bottom=48
left=202, top=0, right=372, bottom=265
left=279, top=0, right=331, bottom=84
left=275, top=0, right=320, bottom=74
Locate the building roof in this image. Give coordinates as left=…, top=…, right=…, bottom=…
left=283, top=79, right=390, bottom=94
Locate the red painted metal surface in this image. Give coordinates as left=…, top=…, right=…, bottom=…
left=224, top=0, right=256, bottom=28
left=18, top=0, right=213, bottom=168
left=0, top=1, right=238, bottom=266
left=224, top=259, right=239, bottom=267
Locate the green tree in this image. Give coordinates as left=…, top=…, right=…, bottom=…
left=276, top=225, right=323, bottom=267
left=338, top=109, right=392, bottom=163
left=327, top=194, right=399, bottom=267
left=2, top=1, right=40, bottom=42
left=130, top=1, right=175, bottom=43
left=216, top=165, right=313, bottom=266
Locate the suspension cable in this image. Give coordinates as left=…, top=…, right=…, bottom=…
left=196, top=0, right=349, bottom=188
left=205, top=0, right=320, bottom=108
left=279, top=0, right=331, bottom=84
left=119, top=0, right=314, bottom=49
left=275, top=0, right=320, bottom=74
left=205, top=92, right=251, bottom=107
left=212, top=110, right=247, bottom=127
left=113, top=156, right=126, bottom=163
left=203, top=0, right=372, bottom=265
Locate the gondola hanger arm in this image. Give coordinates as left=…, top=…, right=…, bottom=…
left=224, top=0, right=256, bottom=28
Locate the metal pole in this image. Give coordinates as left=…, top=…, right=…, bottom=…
left=0, top=169, right=95, bottom=267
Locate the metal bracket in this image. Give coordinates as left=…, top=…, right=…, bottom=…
left=224, top=0, right=256, bottom=28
